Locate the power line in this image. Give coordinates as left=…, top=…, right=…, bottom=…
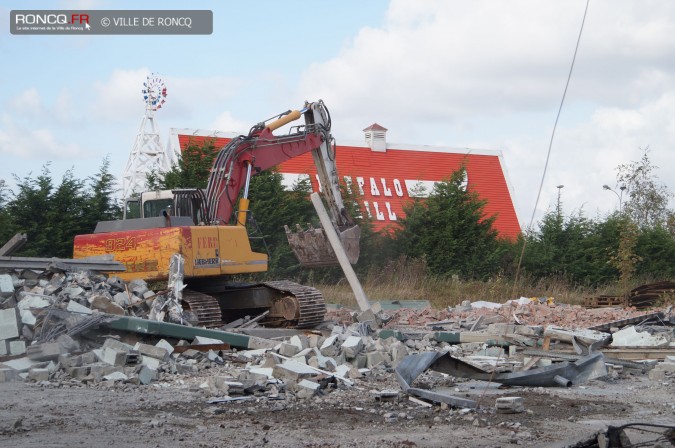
left=511, top=0, right=591, bottom=297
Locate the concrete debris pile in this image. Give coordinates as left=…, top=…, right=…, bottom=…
left=0, top=269, right=191, bottom=357
left=1, top=265, right=674, bottom=437
left=328, top=298, right=672, bottom=330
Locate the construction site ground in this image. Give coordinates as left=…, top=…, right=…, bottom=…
left=1, top=365, right=672, bottom=447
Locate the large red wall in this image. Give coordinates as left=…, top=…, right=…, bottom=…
left=177, top=134, right=521, bottom=239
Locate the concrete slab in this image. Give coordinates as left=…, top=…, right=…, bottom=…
left=0, top=274, right=14, bottom=298
left=1, top=357, right=38, bottom=372
left=495, top=396, right=525, bottom=413
left=0, top=308, right=19, bottom=340
left=141, top=355, right=161, bottom=370
left=26, top=342, right=62, bottom=361
left=155, top=339, right=175, bottom=356
left=66, top=300, right=93, bottom=315
left=20, top=309, right=36, bottom=326
left=0, top=367, right=21, bottom=382
left=17, top=294, right=51, bottom=311
left=272, top=361, right=318, bottom=382
left=28, top=368, right=50, bottom=382
left=133, top=342, right=170, bottom=361
left=193, top=335, right=224, bottom=345
left=341, top=336, right=364, bottom=359
left=101, top=347, right=127, bottom=366
left=9, top=340, right=26, bottom=356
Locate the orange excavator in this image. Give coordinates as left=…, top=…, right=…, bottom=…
left=73, top=100, right=359, bottom=328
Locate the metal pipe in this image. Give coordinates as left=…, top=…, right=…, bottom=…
left=236, top=162, right=253, bottom=226
left=554, top=375, right=572, bottom=387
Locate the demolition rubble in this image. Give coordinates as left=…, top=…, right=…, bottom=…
left=1, top=266, right=674, bottom=447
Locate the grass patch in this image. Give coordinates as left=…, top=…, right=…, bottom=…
left=308, top=256, right=649, bottom=309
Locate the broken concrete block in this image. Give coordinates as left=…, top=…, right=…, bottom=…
left=389, top=342, right=409, bottom=366
left=653, top=362, right=675, bottom=373
left=487, top=323, right=517, bottom=335
left=63, top=286, right=85, bottom=298
left=129, top=278, right=149, bottom=295
left=334, top=364, right=351, bottom=378
left=0, top=274, right=14, bottom=298
left=648, top=369, right=667, bottom=381
left=0, top=368, right=21, bottom=383
left=193, top=335, right=223, bottom=345
left=155, top=339, right=174, bottom=357
left=106, top=276, right=126, bottom=291
left=17, top=293, right=51, bottom=310
left=341, top=336, right=364, bottom=359
left=89, top=294, right=124, bottom=315
left=26, top=342, right=62, bottom=362
left=20, top=309, right=36, bottom=326
left=294, top=347, right=315, bottom=360
left=9, top=340, right=26, bottom=356
left=307, top=334, right=322, bottom=348
left=56, top=334, right=80, bottom=354
left=0, top=308, right=19, bottom=340
left=141, top=355, right=161, bottom=370
left=515, top=325, right=543, bottom=337
left=0, top=340, right=7, bottom=356
left=295, top=379, right=320, bottom=399
left=610, top=326, right=669, bottom=347
left=138, top=366, right=158, bottom=385
left=66, top=300, right=93, bottom=315
left=545, top=326, right=610, bottom=346
left=28, top=367, right=50, bottom=382
left=103, top=371, right=128, bottom=381
left=101, top=347, right=128, bottom=366
left=272, top=361, right=318, bottom=382
left=366, top=351, right=388, bottom=368
left=357, top=308, right=379, bottom=327
left=2, top=357, right=38, bottom=372
left=290, top=335, right=308, bottom=350
left=113, top=292, right=130, bottom=307
left=319, top=335, right=341, bottom=357
left=102, top=338, right=134, bottom=352
left=279, top=342, right=300, bottom=357
left=496, top=397, right=525, bottom=413
left=133, top=342, right=170, bottom=362
left=247, top=367, right=274, bottom=379
left=323, top=358, right=337, bottom=372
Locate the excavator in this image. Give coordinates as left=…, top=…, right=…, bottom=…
left=73, top=100, right=360, bottom=329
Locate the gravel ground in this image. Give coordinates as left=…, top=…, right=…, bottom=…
left=1, top=368, right=673, bottom=447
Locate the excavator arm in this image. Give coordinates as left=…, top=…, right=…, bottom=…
left=204, top=100, right=359, bottom=266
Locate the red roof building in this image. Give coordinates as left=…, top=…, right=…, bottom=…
left=169, top=126, right=521, bottom=239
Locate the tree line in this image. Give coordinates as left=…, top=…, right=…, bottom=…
left=1, top=143, right=673, bottom=288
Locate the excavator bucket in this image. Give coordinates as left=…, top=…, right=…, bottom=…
left=285, top=224, right=360, bottom=268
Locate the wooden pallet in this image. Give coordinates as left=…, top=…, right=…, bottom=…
left=583, top=295, right=627, bottom=308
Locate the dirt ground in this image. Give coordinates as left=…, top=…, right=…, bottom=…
left=1, top=368, right=673, bottom=448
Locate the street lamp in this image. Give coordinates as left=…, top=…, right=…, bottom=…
left=556, top=185, right=564, bottom=217
left=602, top=185, right=626, bottom=213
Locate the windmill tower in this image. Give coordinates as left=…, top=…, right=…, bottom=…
left=121, top=73, right=174, bottom=200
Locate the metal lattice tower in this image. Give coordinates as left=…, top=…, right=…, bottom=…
left=121, top=74, right=174, bottom=200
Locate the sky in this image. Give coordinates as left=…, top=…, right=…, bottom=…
left=1, top=0, right=675, bottom=230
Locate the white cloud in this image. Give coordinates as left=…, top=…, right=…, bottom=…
left=92, top=69, right=244, bottom=123
left=0, top=113, right=84, bottom=161
left=210, top=111, right=247, bottom=134
left=296, top=0, right=675, bottom=223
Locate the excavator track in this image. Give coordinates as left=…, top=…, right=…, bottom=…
left=181, top=290, right=224, bottom=329
left=181, top=279, right=326, bottom=329
left=262, top=280, right=327, bottom=329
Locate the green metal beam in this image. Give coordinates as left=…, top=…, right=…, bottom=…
left=104, top=315, right=277, bottom=350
